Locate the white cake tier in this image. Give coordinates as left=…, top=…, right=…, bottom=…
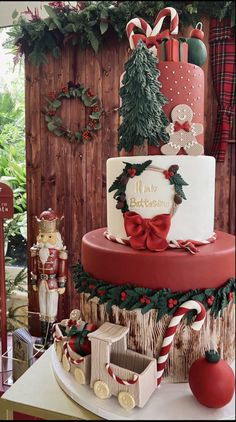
left=107, top=156, right=215, bottom=242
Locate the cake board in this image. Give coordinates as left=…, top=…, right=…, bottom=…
left=51, top=347, right=235, bottom=420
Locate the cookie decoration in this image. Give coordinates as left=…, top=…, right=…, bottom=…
left=161, top=104, right=204, bottom=156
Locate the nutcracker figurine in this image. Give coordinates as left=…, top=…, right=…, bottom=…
left=30, top=208, right=68, bottom=349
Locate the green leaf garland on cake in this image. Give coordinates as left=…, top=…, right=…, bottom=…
left=108, top=160, right=152, bottom=212
left=118, top=40, right=169, bottom=152
left=72, top=263, right=236, bottom=322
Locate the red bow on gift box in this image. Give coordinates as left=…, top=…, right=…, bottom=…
left=124, top=211, right=171, bottom=252
left=174, top=121, right=191, bottom=132
left=131, top=29, right=170, bottom=49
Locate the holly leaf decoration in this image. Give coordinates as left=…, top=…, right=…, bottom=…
left=141, top=302, right=155, bottom=314
left=73, top=263, right=235, bottom=321
left=170, top=172, right=188, bottom=200
left=123, top=160, right=152, bottom=176
left=108, top=160, right=152, bottom=193
left=170, top=173, right=189, bottom=186
left=106, top=300, right=115, bottom=314
left=174, top=184, right=187, bottom=200
left=68, top=325, right=80, bottom=337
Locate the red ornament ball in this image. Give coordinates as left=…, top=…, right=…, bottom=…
left=189, top=350, right=235, bottom=408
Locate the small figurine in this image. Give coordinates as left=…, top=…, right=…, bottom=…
left=30, top=208, right=68, bottom=349
left=161, top=104, right=204, bottom=155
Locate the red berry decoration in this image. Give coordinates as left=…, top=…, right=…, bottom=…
left=128, top=168, right=137, bottom=178
left=174, top=193, right=182, bottom=205
left=207, top=295, right=215, bottom=306
left=189, top=349, right=235, bottom=408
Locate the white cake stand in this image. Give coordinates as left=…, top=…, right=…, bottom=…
left=51, top=347, right=235, bottom=420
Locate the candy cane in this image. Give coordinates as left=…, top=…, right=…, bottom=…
left=104, top=230, right=130, bottom=246
left=152, top=7, right=179, bottom=36
left=63, top=342, right=84, bottom=365
left=126, top=17, right=152, bottom=50
left=104, top=230, right=217, bottom=254
left=53, top=323, right=64, bottom=342
left=157, top=300, right=206, bottom=386
left=169, top=233, right=217, bottom=254
left=106, top=363, right=139, bottom=385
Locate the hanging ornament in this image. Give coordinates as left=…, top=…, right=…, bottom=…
left=187, top=22, right=207, bottom=67
left=188, top=348, right=235, bottom=408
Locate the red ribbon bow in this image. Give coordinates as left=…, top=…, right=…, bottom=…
left=67, top=319, right=77, bottom=327
left=131, top=29, right=170, bottom=49
left=174, top=121, right=191, bottom=132
left=124, top=211, right=171, bottom=252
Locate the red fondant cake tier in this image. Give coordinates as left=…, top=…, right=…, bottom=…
left=81, top=229, right=235, bottom=292
left=149, top=62, right=204, bottom=155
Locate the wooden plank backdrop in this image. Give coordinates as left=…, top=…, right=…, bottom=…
left=25, top=23, right=235, bottom=330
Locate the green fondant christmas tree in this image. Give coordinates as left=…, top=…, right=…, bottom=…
left=118, top=40, right=169, bottom=152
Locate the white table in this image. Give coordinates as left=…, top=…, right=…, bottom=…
left=0, top=346, right=234, bottom=421
left=51, top=346, right=235, bottom=420
left=0, top=347, right=100, bottom=420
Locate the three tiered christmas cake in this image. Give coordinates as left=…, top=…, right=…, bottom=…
left=53, top=7, right=235, bottom=413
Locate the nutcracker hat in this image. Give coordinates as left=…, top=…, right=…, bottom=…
left=36, top=208, right=63, bottom=233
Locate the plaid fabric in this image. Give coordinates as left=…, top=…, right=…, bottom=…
left=209, top=18, right=235, bottom=162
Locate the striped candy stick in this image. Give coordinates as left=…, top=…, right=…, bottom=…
left=169, top=233, right=217, bottom=254
left=104, top=230, right=217, bottom=254
left=152, top=7, right=179, bottom=36
left=106, top=363, right=139, bottom=385
left=63, top=342, right=84, bottom=365
left=157, top=300, right=206, bottom=386
left=126, top=17, right=152, bottom=50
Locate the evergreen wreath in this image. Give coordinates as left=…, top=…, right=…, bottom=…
left=44, top=81, right=103, bottom=143
left=108, top=160, right=189, bottom=212
left=72, top=263, right=236, bottom=323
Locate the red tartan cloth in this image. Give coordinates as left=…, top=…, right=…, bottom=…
left=209, top=18, right=235, bottom=162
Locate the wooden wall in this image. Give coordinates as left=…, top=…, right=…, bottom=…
left=25, top=23, right=235, bottom=327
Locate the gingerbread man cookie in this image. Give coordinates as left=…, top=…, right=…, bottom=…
left=161, top=104, right=204, bottom=156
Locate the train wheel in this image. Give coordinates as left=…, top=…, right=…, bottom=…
left=118, top=391, right=135, bottom=410
left=55, top=343, right=63, bottom=362
left=93, top=380, right=110, bottom=399
left=62, top=353, right=70, bottom=372
left=74, top=368, right=85, bottom=385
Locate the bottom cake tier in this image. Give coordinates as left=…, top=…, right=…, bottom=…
left=72, top=228, right=235, bottom=383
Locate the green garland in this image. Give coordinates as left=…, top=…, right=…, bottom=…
left=73, top=263, right=235, bottom=323
left=6, top=1, right=235, bottom=67
left=108, top=160, right=188, bottom=212
left=44, top=81, right=103, bottom=142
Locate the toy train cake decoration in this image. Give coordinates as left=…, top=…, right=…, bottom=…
left=53, top=302, right=206, bottom=410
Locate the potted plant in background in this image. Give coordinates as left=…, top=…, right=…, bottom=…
left=5, top=267, right=28, bottom=332
left=0, top=57, right=27, bottom=333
